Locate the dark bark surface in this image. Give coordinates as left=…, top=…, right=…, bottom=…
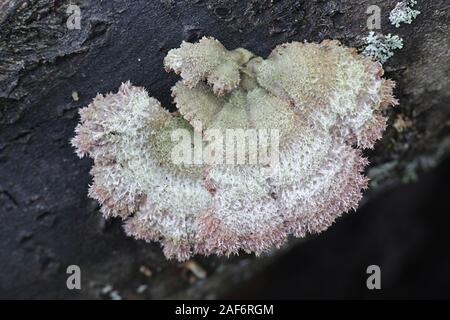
left=0, top=0, right=449, bottom=299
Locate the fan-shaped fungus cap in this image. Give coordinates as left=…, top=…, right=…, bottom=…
left=72, top=37, right=397, bottom=260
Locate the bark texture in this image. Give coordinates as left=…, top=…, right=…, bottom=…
left=0, top=0, right=449, bottom=299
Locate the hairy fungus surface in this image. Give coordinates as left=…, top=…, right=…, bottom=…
left=72, top=37, right=397, bottom=260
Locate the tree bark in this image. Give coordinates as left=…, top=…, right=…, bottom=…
left=0, top=0, right=448, bottom=299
